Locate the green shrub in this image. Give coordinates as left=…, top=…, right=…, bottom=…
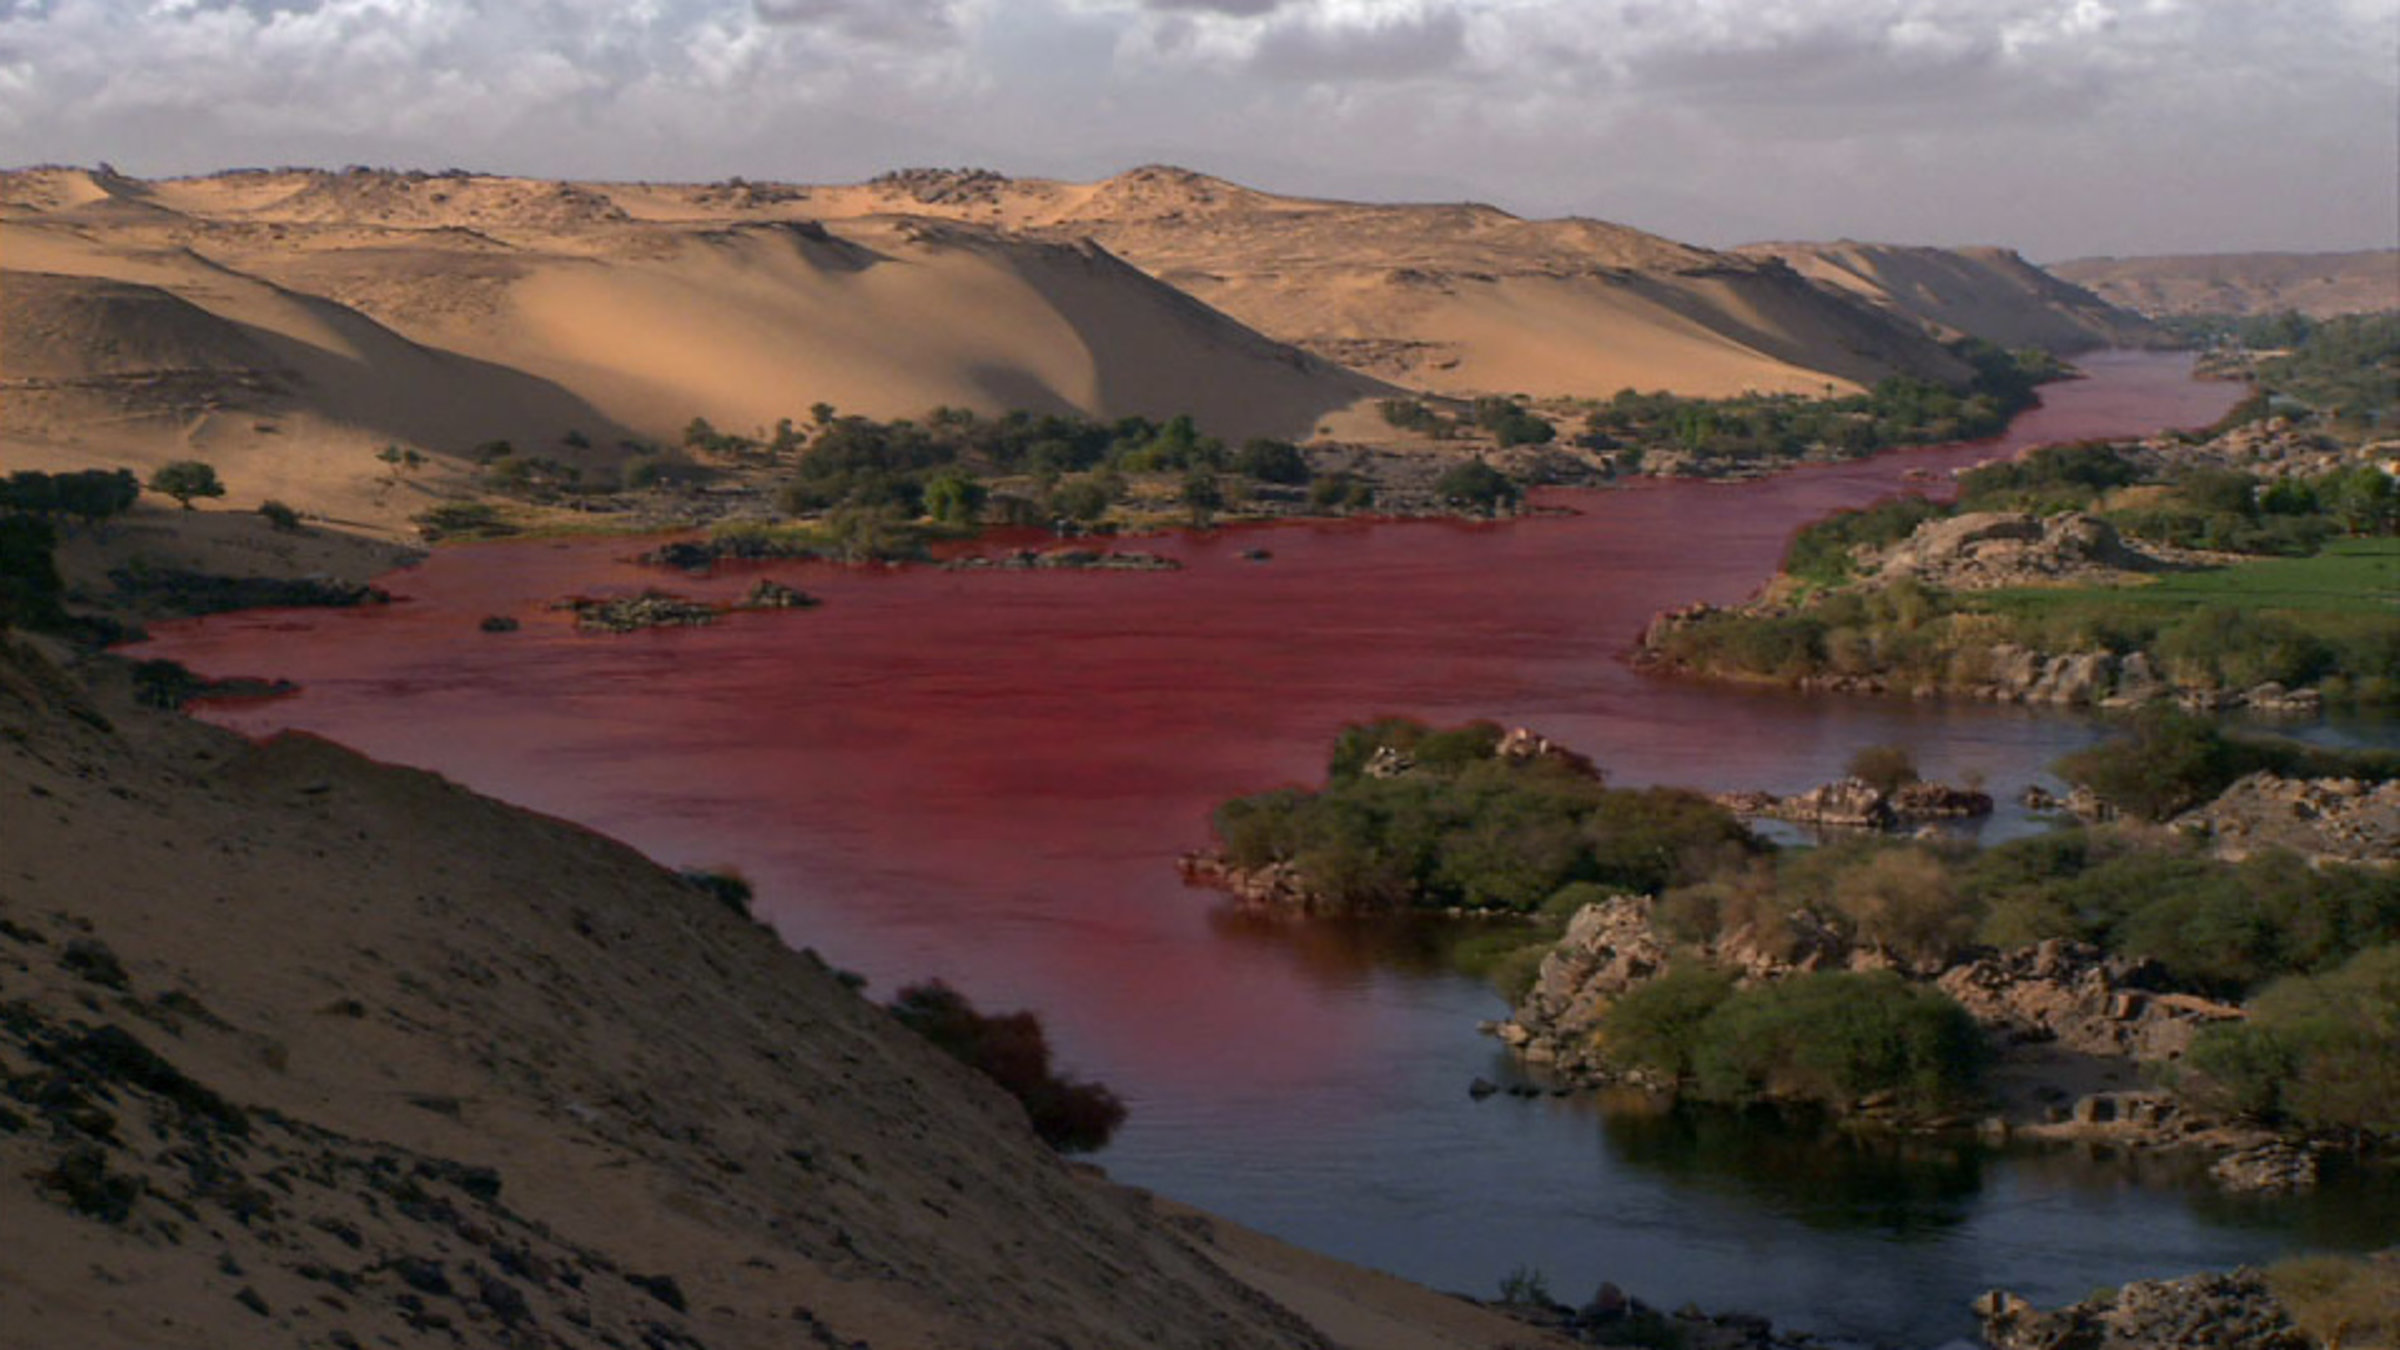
left=257, top=499, right=302, bottom=532
left=2185, top=945, right=2400, bottom=1140
left=2053, top=708, right=2238, bottom=821
left=1689, top=970, right=1984, bottom=1114
left=1844, top=743, right=1919, bottom=794
left=886, top=981, right=1127, bottom=1153
left=1432, top=459, right=1520, bottom=514
left=1600, top=966, right=1737, bottom=1080
left=147, top=460, right=225, bottom=510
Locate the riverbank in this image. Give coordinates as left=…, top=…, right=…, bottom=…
left=0, top=633, right=1580, bottom=1350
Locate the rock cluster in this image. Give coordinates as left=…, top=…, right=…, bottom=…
left=556, top=590, right=719, bottom=632
left=2209, top=1143, right=2320, bottom=1195
left=1496, top=1278, right=1821, bottom=1350
left=2173, top=772, right=2400, bottom=865
left=1503, top=896, right=1673, bottom=1074
left=1874, top=510, right=2153, bottom=589
left=1976, top=1268, right=2310, bottom=1350
left=1934, top=939, right=2243, bottom=1063
left=942, top=548, right=1181, bottom=571
left=1713, top=776, right=1991, bottom=829
left=735, top=578, right=818, bottom=609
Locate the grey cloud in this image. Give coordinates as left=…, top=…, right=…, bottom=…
left=1142, top=0, right=1284, bottom=14
left=753, top=0, right=956, bottom=42
left=1250, top=9, right=1467, bottom=81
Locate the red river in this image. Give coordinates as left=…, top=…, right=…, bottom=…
left=137, top=352, right=2398, bottom=1344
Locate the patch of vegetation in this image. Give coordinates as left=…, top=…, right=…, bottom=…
left=1582, top=339, right=2065, bottom=473
left=1605, top=967, right=1983, bottom=1115
left=413, top=502, right=519, bottom=542
left=0, top=468, right=142, bottom=524
left=2184, top=945, right=2400, bottom=1142
left=2053, top=710, right=2400, bottom=822
left=1208, top=718, right=1763, bottom=914
left=2266, top=1250, right=2400, bottom=1350
left=0, top=513, right=69, bottom=633
left=885, top=980, right=1127, bottom=1153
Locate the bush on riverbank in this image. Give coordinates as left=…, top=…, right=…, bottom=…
left=2054, top=710, right=2400, bottom=821
left=1210, top=719, right=1763, bottom=914
left=1602, top=967, right=1984, bottom=1115
left=886, top=980, right=1127, bottom=1154
left=1650, top=822, right=2400, bottom=1000
left=2183, top=945, right=2400, bottom=1143
left=1580, top=340, right=2062, bottom=473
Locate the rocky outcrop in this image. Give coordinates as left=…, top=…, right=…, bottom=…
left=735, top=578, right=819, bottom=609
left=942, top=548, right=1181, bottom=572
left=555, top=582, right=820, bottom=632
left=1976, top=1268, right=2310, bottom=1350
left=556, top=589, right=720, bottom=632
left=2174, top=772, right=2400, bottom=865
left=1935, top=939, right=2243, bottom=1063
left=1873, top=510, right=2154, bottom=589
left=1713, top=776, right=1991, bottom=829
left=1174, top=852, right=1336, bottom=913
left=1506, top=896, right=1674, bottom=1073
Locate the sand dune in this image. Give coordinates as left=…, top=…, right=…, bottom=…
left=796, top=166, right=1971, bottom=398
left=1738, top=241, right=2161, bottom=353
left=2, top=167, right=1394, bottom=526
left=5, top=163, right=2105, bottom=526
left=2051, top=249, right=2400, bottom=319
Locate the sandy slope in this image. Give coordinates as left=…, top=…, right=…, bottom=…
left=2051, top=250, right=2400, bottom=319
left=2, top=166, right=1388, bottom=533
left=0, top=635, right=1567, bottom=1350
left=1738, top=241, right=2160, bottom=353
left=805, top=166, right=1973, bottom=398
left=6, top=163, right=2013, bottom=528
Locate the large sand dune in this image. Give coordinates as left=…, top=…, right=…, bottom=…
left=2, top=166, right=1387, bottom=525
left=1738, top=240, right=2160, bottom=353
left=2050, top=249, right=2400, bottom=319
left=801, top=166, right=1975, bottom=399
left=6, top=163, right=2113, bottom=525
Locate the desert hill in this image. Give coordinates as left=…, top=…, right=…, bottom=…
left=799, top=165, right=1977, bottom=399
left=5, top=163, right=2139, bottom=527
left=1737, top=241, right=2160, bottom=353
left=2051, top=250, right=2400, bottom=318
left=0, top=630, right=1564, bottom=1350
left=1, top=166, right=1389, bottom=529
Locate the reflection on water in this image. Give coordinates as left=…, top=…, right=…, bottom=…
left=1597, top=1100, right=1987, bottom=1239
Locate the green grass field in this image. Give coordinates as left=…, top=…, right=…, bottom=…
left=1977, top=537, right=2399, bottom=618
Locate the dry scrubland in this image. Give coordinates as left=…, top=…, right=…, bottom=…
left=2, top=163, right=2151, bottom=534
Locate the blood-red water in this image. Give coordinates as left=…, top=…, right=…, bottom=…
left=146, top=353, right=2392, bottom=1342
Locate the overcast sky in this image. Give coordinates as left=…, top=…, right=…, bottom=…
left=2, top=0, right=2394, bottom=259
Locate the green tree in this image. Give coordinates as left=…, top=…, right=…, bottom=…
left=148, top=460, right=225, bottom=510
left=1181, top=469, right=1225, bottom=526
left=1433, top=459, right=1519, bottom=515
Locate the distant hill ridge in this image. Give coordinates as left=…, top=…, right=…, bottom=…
left=1738, top=239, right=2164, bottom=353
left=6, top=162, right=2146, bottom=529
left=2051, top=250, right=2400, bottom=318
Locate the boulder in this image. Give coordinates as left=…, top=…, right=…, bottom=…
left=2175, top=772, right=2400, bottom=865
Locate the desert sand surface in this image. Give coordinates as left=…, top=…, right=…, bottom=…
left=2, top=163, right=2079, bottom=532
left=1738, top=240, right=2161, bottom=353
left=2052, top=249, right=2400, bottom=318
left=0, top=633, right=1572, bottom=1350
